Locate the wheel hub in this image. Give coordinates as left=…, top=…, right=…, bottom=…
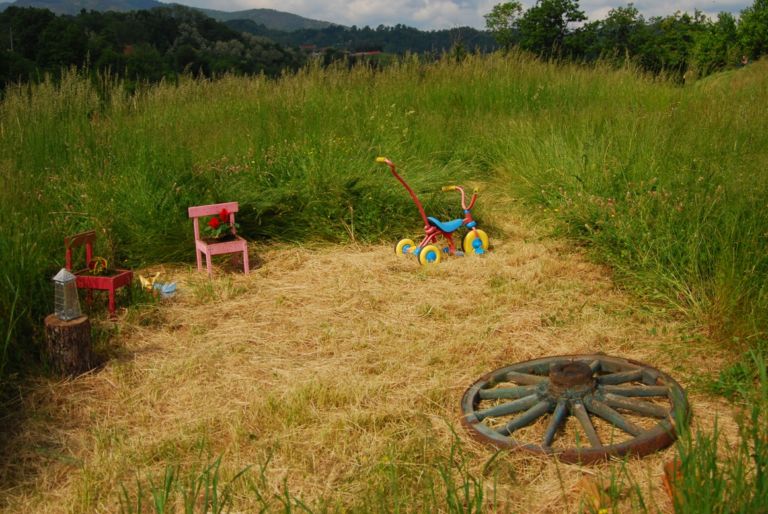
left=548, top=361, right=595, bottom=397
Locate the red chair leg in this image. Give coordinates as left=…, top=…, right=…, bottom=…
left=108, top=288, right=116, bottom=315
left=242, top=246, right=249, bottom=274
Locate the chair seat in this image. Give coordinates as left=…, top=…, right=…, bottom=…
left=195, top=236, right=247, bottom=257
left=74, top=269, right=133, bottom=291
left=75, top=269, right=133, bottom=316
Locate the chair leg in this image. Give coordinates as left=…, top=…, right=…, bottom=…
left=205, top=250, right=213, bottom=277
left=196, top=249, right=202, bottom=272
left=108, top=288, right=116, bottom=315
left=242, top=246, right=250, bottom=274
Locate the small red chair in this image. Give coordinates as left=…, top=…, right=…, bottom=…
left=188, top=202, right=249, bottom=277
left=65, top=230, right=133, bottom=315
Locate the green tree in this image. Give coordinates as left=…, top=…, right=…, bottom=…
left=693, top=12, right=739, bottom=75
left=739, top=0, right=768, bottom=59
left=636, top=11, right=707, bottom=77
left=518, top=0, right=586, bottom=57
left=0, top=48, right=35, bottom=85
left=1, top=7, right=55, bottom=59
left=599, top=4, right=646, bottom=57
left=125, top=42, right=167, bottom=82
left=35, top=17, right=87, bottom=69
left=484, top=2, right=523, bottom=51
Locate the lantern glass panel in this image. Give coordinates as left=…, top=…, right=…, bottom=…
left=53, top=268, right=81, bottom=321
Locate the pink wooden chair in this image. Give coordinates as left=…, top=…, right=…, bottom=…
left=65, top=230, right=133, bottom=316
left=188, top=201, right=249, bottom=277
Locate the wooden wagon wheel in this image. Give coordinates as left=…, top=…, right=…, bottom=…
left=461, top=354, right=690, bottom=463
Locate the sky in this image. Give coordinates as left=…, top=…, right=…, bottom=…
left=169, top=0, right=753, bottom=30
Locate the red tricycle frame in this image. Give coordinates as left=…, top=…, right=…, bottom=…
left=376, top=157, right=489, bottom=265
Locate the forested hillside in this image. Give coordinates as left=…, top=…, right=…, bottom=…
left=227, top=21, right=496, bottom=54
left=0, top=5, right=304, bottom=87
left=3, top=0, right=767, bottom=90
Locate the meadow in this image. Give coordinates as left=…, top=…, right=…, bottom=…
left=1, top=53, right=767, bottom=511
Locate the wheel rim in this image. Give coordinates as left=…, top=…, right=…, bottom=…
left=418, top=245, right=441, bottom=265
left=461, top=354, right=689, bottom=463
left=396, top=239, right=415, bottom=256
left=464, top=230, right=488, bottom=255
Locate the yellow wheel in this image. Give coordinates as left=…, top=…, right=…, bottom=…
left=395, top=238, right=416, bottom=256
left=463, top=229, right=489, bottom=255
left=418, top=244, right=442, bottom=265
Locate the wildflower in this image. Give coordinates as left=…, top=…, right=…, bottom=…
left=219, top=208, right=230, bottom=221
left=208, top=217, right=220, bottom=229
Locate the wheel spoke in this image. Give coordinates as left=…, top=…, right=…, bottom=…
left=479, top=385, right=539, bottom=400
left=585, top=398, right=643, bottom=436
left=603, top=393, right=669, bottom=418
left=542, top=399, right=568, bottom=447
left=475, top=394, right=539, bottom=421
left=498, top=400, right=551, bottom=436
left=597, top=369, right=643, bottom=385
left=601, top=385, right=668, bottom=397
left=572, top=401, right=602, bottom=448
left=504, top=371, right=548, bottom=385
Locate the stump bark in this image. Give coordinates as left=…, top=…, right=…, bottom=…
left=44, top=314, right=93, bottom=376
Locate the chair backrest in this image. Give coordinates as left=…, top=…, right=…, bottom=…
left=65, top=230, right=96, bottom=271
left=188, top=202, right=240, bottom=241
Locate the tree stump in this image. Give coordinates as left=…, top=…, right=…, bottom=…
left=44, top=314, right=93, bottom=376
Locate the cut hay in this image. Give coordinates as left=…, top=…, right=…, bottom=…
left=0, top=210, right=740, bottom=513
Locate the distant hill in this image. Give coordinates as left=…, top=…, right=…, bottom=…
left=0, top=0, right=337, bottom=30
left=227, top=19, right=497, bottom=55
left=195, top=7, right=335, bottom=31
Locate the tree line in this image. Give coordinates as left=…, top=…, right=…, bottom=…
left=485, top=0, right=768, bottom=78
left=226, top=19, right=497, bottom=55
left=1, top=0, right=766, bottom=89
left=0, top=5, right=305, bottom=89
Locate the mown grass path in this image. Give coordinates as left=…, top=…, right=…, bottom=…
left=0, top=196, right=738, bottom=513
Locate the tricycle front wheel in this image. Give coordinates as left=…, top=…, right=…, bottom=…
left=463, top=229, right=489, bottom=255
left=418, top=245, right=442, bottom=265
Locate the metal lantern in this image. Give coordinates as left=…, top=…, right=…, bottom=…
left=53, top=268, right=82, bottom=321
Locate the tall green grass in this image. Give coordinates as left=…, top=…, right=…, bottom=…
left=118, top=433, right=497, bottom=513
left=494, top=60, right=768, bottom=343
left=2, top=53, right=767, bottom=388
left=671, top=351, right=768, bottom=513
left=0, top=59, right=492, bottom=383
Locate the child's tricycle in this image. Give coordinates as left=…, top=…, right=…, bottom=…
left=376, top=157, right=489, bottom=265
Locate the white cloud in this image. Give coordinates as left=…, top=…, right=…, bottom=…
left=170, top=0, right=754, bottom=30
